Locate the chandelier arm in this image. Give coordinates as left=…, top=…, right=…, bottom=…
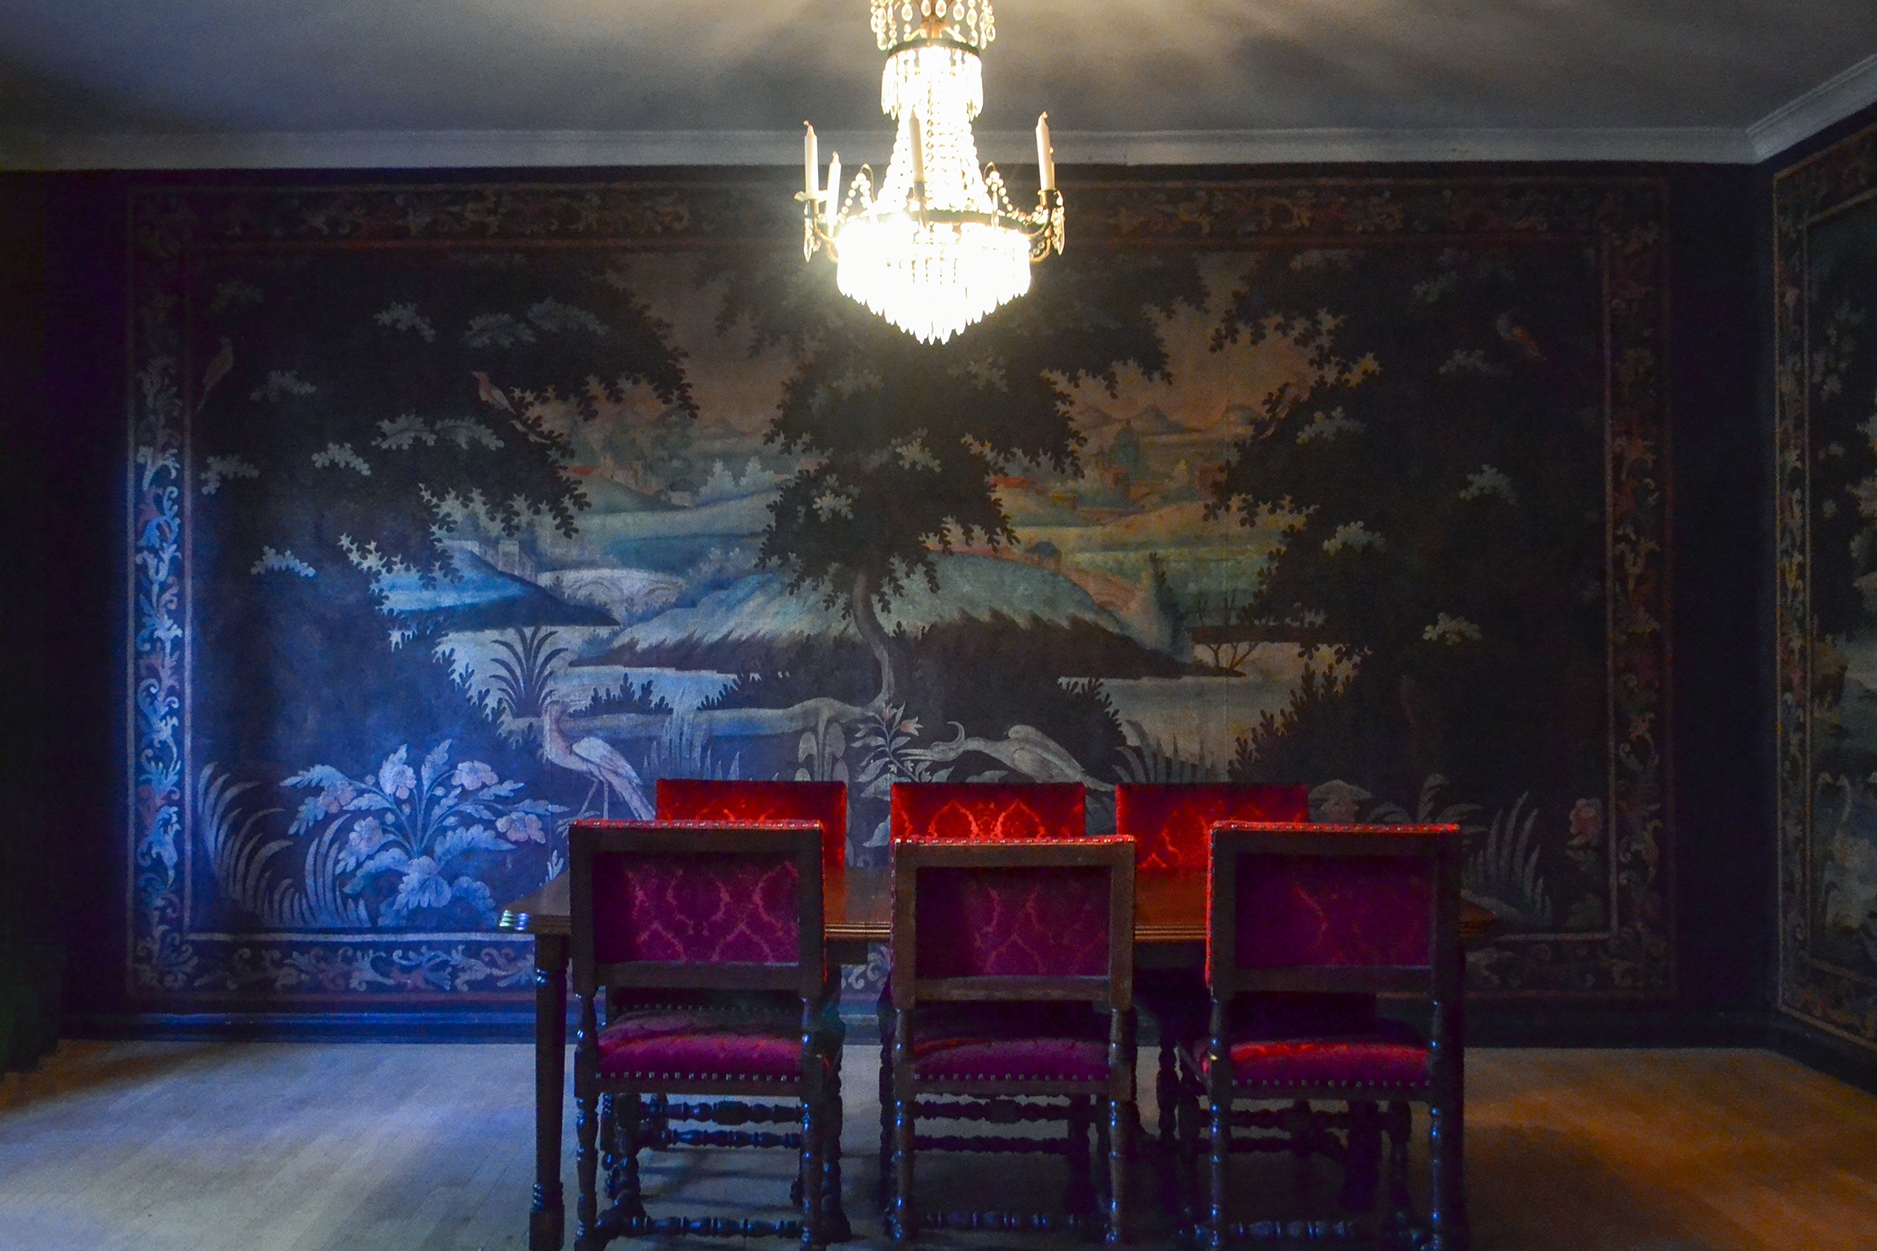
left=803, top=0, right=1061, bottom=344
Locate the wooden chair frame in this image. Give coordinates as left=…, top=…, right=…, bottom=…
left=570, top=820, right=839, bottom=1250
left=885, top=838, right=1137, bottom=1246
left=874, top=782, right=1095, bottom=1213
left=1196, top=823, right=1464, bottom=1251
left=642, top=785, right=853, bottom=1241
left=1113, top=782, right=1311, bottom=1217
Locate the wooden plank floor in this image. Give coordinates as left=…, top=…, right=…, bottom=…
left=2, top=1044, right=1873, bottom=1250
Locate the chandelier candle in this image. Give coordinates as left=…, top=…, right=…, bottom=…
left=799, top=0, right=1066, bottom=344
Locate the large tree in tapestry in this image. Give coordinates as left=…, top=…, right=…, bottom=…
left=1209, top=243, right=1610, bottom=933
left=190, top=249, right=694, bottom=932
left=674, top=249, right=1206, bottom=842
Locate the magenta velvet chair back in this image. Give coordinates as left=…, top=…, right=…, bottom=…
left=1115, top=782, right=1309, bottom=873
left=890, top=781, right=1085, bottom=843
left=570, top=820, right=825, bottom=1000
left=1205, top=822, right=1461, bottom=998
left=890, top=838, right=1133, bottom=1010
left=655, top=778, right=848, bottom=882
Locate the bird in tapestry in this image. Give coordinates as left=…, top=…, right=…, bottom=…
left=539, top=698, right=655, bottom=820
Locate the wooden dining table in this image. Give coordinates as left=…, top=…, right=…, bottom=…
left=496, top=866, right=1494, bottom=1250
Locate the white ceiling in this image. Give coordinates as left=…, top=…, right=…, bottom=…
left=2, top=1, right=1875, bottom=168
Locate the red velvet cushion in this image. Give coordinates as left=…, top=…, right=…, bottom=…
left=891, top=782, right=1085, bottom=843
left=1193, top=1016, right=1429, bottom=1089
left=1115, top=783, right=1309, bottom=873
left=912, top=1035, right=1110, bottom=1082
left=598, top=1006, right=802, bottom=1081
left=908, top=1000, right=1112, bottom=1082
left=1234, top=854, right=1433, bottom=969
left=656, top=779, right=847, bottom=882
left=912, top=862, right=1111, bottom=978
left=592, top=850, right=800, bottom=965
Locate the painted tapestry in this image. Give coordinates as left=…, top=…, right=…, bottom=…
left=1776, top=122, right=1877, bottom=1052
left=126, top=175, right=1671, bottom=1006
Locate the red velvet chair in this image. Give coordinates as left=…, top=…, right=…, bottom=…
left=890, top=781, right=1086, bottom=843
left=884, top=838, right=1136, bottom=1246
left=1113, top=782, right=1310, bottom=1212
left=1187, top=822, right=1464, bottom=1250
left=570, top=819, right=842, bottom=1250
left=878, top=782, right=1090, bottom=1201
left=648, top=780, right=851, bottom=1240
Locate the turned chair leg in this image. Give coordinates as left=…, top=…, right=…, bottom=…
left=1174, top=1049, right=1201, bottom=1227
left=610, top=1094, right=646, bottom=1220
left=821, top=1027, right=851, bottom=1242
left=1384, top=1100, right=1414, bottom=1235
left=877, top=994, right=893, bottom=1209
left=574, top=995, right=602, bottom=1251
left=1340, top=1100, right=1379, bottom=1213
left=800, top=1068, right=826, bottom=1250
left=888, top=1008, right=916, bottom=1246
left=1206, top=1009, right=1232, bottom=1251
left=1067, top=1096, right=1095, bottom=1215
left=1156, top=1041, right=1179, bottom=1216
left=1429, top=1094, right=1467, bottom=1251
left=1106, top=1094, right=1131, bottom=1245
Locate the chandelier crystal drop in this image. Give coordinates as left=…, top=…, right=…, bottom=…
left=800, top=0, right=1064, bottom=344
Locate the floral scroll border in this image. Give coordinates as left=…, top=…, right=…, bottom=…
left=127, top=174, right=1673, bottom=1003
left=1773, top=122, right=1877, bottom=1052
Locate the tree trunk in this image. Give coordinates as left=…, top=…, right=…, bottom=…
left=851, top=569, right=899, bottom=713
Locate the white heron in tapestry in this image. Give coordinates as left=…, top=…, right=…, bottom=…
left=539, top=698, right=654, bottom=820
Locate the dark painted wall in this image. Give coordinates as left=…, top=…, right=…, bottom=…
left=20, top=162, right=1776, bottom=1044
left=0, top=173, right=59, bottom=1068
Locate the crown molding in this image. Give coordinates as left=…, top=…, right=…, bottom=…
left=8, top=54, right=1877, bottom=172
left=0, top=124, right=1761, bottom=171
left=1749, top=51, right=1877, bottom=162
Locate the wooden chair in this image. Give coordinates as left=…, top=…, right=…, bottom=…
left=570, top=819, right=841, bottom=1250
left=877, top=783, right=1090, bottom=1206
left=1113, top=783, right=1311, bottom=1216
left=1189, top=822, right=1464, bottom=1250
left=646, top=780, right=851, bottom=1239
left=884, top=837, right=1136, bottom=1245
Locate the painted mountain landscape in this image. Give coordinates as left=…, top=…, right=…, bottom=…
left=127, top=178, right=1671, bottom=1003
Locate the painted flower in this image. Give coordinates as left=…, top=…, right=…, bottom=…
left=452, top=761, right=499, bottom=792
left=321, top=782, right=356, bottom=815
left=1312, top=779, right=1371, bottom=824
left=1567, top=798, right=1603, bottom=847
left=497, top=811, right=546, bottom=844
left=346, top=816, right=387, bottom=860
left=379, top=755, right=416, bottom=800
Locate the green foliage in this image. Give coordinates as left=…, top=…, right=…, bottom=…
left=192, top=250, right=694, bottom=773
left=485, top=626, right=572, bottom=721
left=1117, top=722, right=1224, bottom=784
left=1210, top=246, right=1607, bottom=807
left=714, top=249, right=1206, bottom=702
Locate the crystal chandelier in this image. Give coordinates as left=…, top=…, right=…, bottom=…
left=800, top=0, right=1065, bottom=344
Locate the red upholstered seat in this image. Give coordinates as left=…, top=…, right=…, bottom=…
left=655, top=778, right=848, bottom=882
left=890, top=781, right=1085, bottom=843
left=597, top=1005, right=803, bottom=1081
left=1115, top=783, right=1309, bottom=873
left=1187, top=1015, right=1429, bottom=1088
left=882, top=838, right=1136, bottom=1241
left=907, top=1001, right=1110, bottom=1081
left=913, top=1035, right=1110, bottom=1082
